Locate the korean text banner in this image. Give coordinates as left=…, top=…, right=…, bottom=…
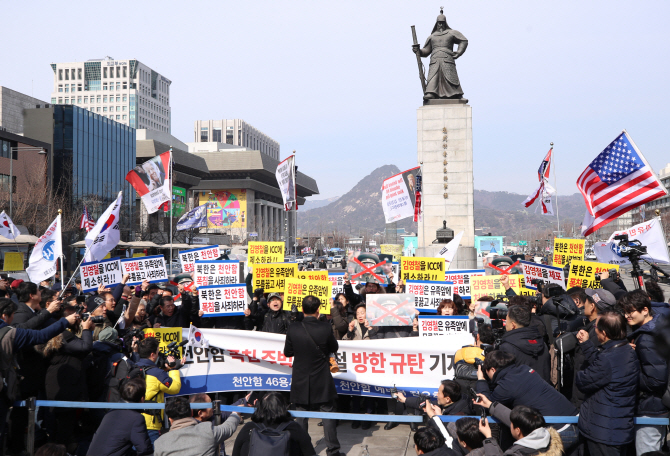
left=198, top=284, right=247, bottom=317
left=253, top=263, right=298, bottom=293
left=406, top=280, right=454, bottom=313
left=178, top=328, right=471, bottom=398
left=329, top=272, right=346, bottom=297
left=366, top=294, right=416, bottom=326
left=121, top=255, right=168, bottom=286
left=567, top=260, right=619, bottom=289
left=470, top=274, right=524, bottom=301
left=198, top=190, right=247, bottom=229
left=418, top=316, right=469, bottom=337
left=297, top=270, right=328, bottom=281
left=444, top=269, right=486, bottom=299
left=276, top=156, right=296, bottom=211
left=143, top=327, right=183, bottom=357
left=248, top=242, right=284, bottom=264
left=594, top=218, right=670, bottom=266
left=519, top=261, right=565, bottom=290
left=381, top=167, right=420, bottom=223
left=283, top=278, right=332, bottom=313
left=125, top=151, right=171, bottom=214
left=552, top=239, right=585, bottom=267
left=194, top=260, right=240, bottom=287
left=401, top=257, right=446, bottom=282
left=380, top=244, right=403, bottom=261
left=81, top=258, right=122, bottom=293
left=179, top=246, right=220, bottom=273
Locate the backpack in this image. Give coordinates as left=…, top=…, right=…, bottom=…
left=104, top=356, right=151, bottom=403
left=248, top=422, right=292, bottom=456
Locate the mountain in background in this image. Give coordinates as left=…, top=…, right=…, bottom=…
left=298, top=165, right=587, bottom=236
left=302, top=195, right=341, bottom=211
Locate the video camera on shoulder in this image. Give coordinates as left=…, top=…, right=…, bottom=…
left=157, top=340, right=188, bottom=369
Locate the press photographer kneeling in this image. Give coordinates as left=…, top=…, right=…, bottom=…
left=395, top=379, right=473, bottom=428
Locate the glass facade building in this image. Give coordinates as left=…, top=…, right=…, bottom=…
left=52, top=105, right=136, bottom=236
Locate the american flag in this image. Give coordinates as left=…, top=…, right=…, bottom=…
left=578, top=131, right=667, bottom=236
left=80, top=206, right=95, bottom=232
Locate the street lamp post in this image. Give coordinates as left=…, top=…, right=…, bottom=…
left=9, top=147, right=47, bottom=220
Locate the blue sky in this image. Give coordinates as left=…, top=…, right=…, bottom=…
left=1, top=1, right=668, bottom=200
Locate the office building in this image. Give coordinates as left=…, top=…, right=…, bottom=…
left=0, top=86, right=49, bottom=134
left=646, top=163, right=670, bottom=215
left=23, top=105, right=136, bottom=248
left=193, top=120, right=279, bottom=160
left=49, top=57, right=171, bottom=132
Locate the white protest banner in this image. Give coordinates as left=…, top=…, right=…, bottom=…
left=178, top=327, right=470, bottom=398
left=329, top=272, right=346, bottom=297
left=84, top=191, right=122, bottom=262
left=120, top=255, right=168, bottom=286
left=405, top=280, right=454, bottom=313
left=198, top=284, right=247, bottom=317
left=594, top=217, right=670, bottom=266
left=179, top=245, right=220, bottom=273
left=436, top=231, right=464, bottom=271
left=418, top=315, right=470, bottom=337
left=80, top=258, right=122, bottom=293
left=381, top=167, right=419, bottom=223
left=276, top=155, right=296, bottom=211
left=519, top=261, right=565, bottom=290
left=194, top=260, right=240, bottom=287
left=27, top=215, right=62, bottom=284
left=444, top=269, right=486, bottom=300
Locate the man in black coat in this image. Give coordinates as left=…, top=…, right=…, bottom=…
left=284, top=295, right=343, bottom=456
left=498, top=305, right=551, bottom=383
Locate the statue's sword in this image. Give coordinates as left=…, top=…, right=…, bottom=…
left=411, top=25, right=427, bottom=94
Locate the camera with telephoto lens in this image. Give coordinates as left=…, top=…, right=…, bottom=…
left=488, top=299, right=508, bottom=346
left=75, top=305, right=104, bottom=324
left=390, top=384, right=398, bottom=399
left=157, top=340, right=188, bottom=369
left=595, top=268, right=619, bottom=281
left=419, top=393, right=432, bottom=408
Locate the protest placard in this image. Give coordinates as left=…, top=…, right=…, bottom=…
left=253, top=263, right=298, bottom=293
left=179, top=245, right=220, bottom=273
left=297, top=270, right=328, bottom=281
left=143, top=327, right=183, bottom=357
left=283, top=278, right=332, bottom=313
left=567, top=260, right=619, bottom=289
left=519, top=261, right=565, bottom=290
left=517, top=287, right=539, bottom=297
left=3, top=252, right=23, bottom=271
left=120, top=255, right=168, bottom=286
left=198, top=284, right=247, bottom=317
left=248, top=242, right=284, bottom=264
left=80, top=257, right=122, bottom=292
left=444, top=269, right=486, bottom=299
left=366, top=294, right=416, bottom=326
left=470, top=274, right=525, bottom=301
left=401, top=257, right=446, bottom=282
left=405, top=280, right=454, bottom=313
left=553, top=239, right=585, bottom=267
left=380, top=244, right=403, bottom=261
left=194, top=260, right=240, bottom=287
left=418, top=316, right=471, bottom=338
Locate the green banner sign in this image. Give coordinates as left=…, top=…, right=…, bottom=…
left=170, top=186, right=186, bottom=218
left=518, top=241, right=528, bottom=246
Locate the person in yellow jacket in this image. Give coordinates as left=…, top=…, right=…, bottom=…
left=136, top=337, right=182, bottom=445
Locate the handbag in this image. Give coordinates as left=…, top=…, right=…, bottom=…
left=553, top=331, right=578, bottom=353
left=301, top=322, right=339, bottom=373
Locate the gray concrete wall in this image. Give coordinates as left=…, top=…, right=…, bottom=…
left=0, top=86, right=48, bottom=135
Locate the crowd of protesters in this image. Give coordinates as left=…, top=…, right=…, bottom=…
left=0, top=255, right=668, bottom=456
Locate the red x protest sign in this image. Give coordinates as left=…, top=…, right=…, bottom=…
left=369, top=298, right=411, bottom=326
left=351, top=258, right=386, bottom=282
left=489, top=260, right=520, bottom=275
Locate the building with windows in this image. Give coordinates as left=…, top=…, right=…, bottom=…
left=193, top=120, right=279, bottom=160
left=49, top=57, right=171, bottom=132
left=23, top=105, right=136, bottom=251
left=0, top=86, right=49, bottom=134
left=646, top=163, right=670, bottom=215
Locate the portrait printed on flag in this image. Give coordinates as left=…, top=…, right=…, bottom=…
left=125, top=151, right=171, bottom=214
left=366, top=293, right=416, bottom=327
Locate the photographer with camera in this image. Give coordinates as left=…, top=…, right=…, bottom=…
left=136, top=336, right=182, bottom=444
left=452, top=324, right=494, bottom=391
left=475, top=351, right=579, bottom=453
left=396, top=380, right=473, bottom=424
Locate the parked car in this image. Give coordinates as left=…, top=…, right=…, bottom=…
left=285, top=256, right=296, bottom=263
left=333, top=255, right=343, bottom=263
left=296, top=256, right=305, bottom=264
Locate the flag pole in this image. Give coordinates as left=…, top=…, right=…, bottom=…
left=58, top=209, right=64, bottom=287
left=169, top=147, right=173, bottom=270
left=551, top=142, right=560, bottom=237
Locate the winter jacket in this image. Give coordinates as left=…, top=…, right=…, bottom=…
left=343, top=320, right=371, bottom=340
left=406, top=394, right=473, bottom=416
left=232, top=420, right=316, bottom=456
left=498, top=326, right=551, bottom=383
left=576, top=338, right=640, bottom=445
left=87, top=409, right=152, bottom=456
left=153, top=415, right=240, bottom=456
left=600, top=277, right=627, bottom=300
left=483, top=417, right=563, bottom=456
left=330, top=309, right=349, bottom=340
left=570, top=317, right=600, bottom=407
left=0, top=318, right=69, bottom=351
left=628, top=315, right=668, bottom=416
left=136, top=357, right=182, bottom=431
left=260, top=309, right=295, bottom=335
left=41, top=328, right=93, bottom=401
left=475, top=364, right=578, bottom=427
left=651, top=301, right=670, bottom=318
left=12, top=302, right=43, bottom=326
left=153, top=307, right=188, bottom=328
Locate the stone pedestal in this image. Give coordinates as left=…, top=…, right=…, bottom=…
left=416, top=101, right=477, bottom=269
